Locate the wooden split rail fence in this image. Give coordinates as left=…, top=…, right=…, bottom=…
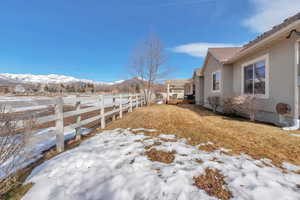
left=1, top=94, right=145, bottom=153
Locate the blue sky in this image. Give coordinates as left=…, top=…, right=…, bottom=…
left=0, top=0, right=300, bottom=82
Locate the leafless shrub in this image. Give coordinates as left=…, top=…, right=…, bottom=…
left=207, top=96, right=220, bottom=112
left=223, top=95, right=260, bottom=121
left=222, top=97, right=236, bottom=116
left=0, top=105, right=34, bottom=196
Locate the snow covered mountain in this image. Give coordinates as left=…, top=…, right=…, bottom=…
left=0, top=73, right=124, bottom=86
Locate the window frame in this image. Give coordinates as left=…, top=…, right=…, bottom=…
left=241, top=54, right=269, bottom=99
left=212, top=70, right=221, bottom=93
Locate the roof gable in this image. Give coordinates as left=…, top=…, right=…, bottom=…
left=208, top=47, right=242, bottom=63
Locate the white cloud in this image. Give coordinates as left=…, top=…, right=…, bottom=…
left=171, top=42, right=240, bottom=58
left=244, top=0, right=300, bottom=33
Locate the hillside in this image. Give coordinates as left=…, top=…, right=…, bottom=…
left=0, top=73, right=165, bottom=94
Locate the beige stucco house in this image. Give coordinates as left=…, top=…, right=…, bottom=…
left=165, top=79, right=191, bottom=101
left=198, top=12, right=300, bottom=129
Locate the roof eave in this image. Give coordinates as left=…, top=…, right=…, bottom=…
left=224, top=19, right=300, bottom=64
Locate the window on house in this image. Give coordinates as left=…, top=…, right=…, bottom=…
left=212, top=71, right=221, bottom=91
left=243, top=60, right=266, bottom=95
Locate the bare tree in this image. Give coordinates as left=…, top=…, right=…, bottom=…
left=129, top=34, right=168, bottom=105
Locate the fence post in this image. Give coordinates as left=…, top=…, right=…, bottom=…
left=112, top=96, right=116, bottom=121
left=138, top=94, right=141, bottom=107
left=119, top=94, right=123, bottom=119
left=55, top=97, right=64, bottom=153
left=100, top=95, right=106, bottom=129
left=141, top=94, right=144, bottom=106
left=135, top=93, right=138, bottom=107
left=129, top=94, right=133, bottom=112
left=75, top=96, right=81, bottom=141
left=143, top=95, right=145, bottom=106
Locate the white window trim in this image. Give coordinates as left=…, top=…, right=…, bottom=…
left=241, top=54, right=270, bottom=99
left=212, top=70, right=221, bottom=93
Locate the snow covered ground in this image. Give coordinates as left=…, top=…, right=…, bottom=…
left=21, top=128, right=300, bottom=200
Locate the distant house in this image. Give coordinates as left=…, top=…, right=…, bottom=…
left=165, top=79, right=190, bottom=101
left=14, top=84, right=26, bottom=94
left=193, top=68, right=204, bottom=105
left=184, top=79, right=194, bottom=96
left=197, top=12, right=300, bottom=128
left=0, top=85, right=13, bottom=94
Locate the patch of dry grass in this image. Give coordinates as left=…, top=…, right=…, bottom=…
left=198, top=144, right=219, bottom=152
left=144, top=141, right=162, bottom=150
left=106, top=104, right=300, bottom=167
left=193, top=168, right=233, bottom=200
left=145, top=148, right=175, bottom=164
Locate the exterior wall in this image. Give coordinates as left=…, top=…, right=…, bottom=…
left=203, top=54, right=223, bottom=107
left=194, top=76, right=204, bottom=105
left=222, top=64, right=234, bottom=98
left=232, top=36, right=299, bottom=125
left=203, top=54, right=233, bottom=109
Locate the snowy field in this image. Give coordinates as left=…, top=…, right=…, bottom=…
left=21, top=128, right=300, bottom=200
left=0, top=95, right=128, bottom=109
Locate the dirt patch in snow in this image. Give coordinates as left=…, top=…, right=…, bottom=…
left=210, top=157, right=224, bottom=164
left=195, top=159, right=204, bottom=164
left=145, top=148, right=175, bottom=164
left=193, top=168, right=233, bottom=200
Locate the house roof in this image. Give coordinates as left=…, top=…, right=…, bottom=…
left=202, top=12, right=300, bottom=68
left=208, top=47, right=243, bottom=63
left=241, top=12, right=300, bottom=51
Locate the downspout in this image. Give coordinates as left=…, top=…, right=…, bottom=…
left=283, top=39, right=300, bottom=130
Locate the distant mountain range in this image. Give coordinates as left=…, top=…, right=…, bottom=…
left=0, top=73, right=124, bottom=86
left=0, top=73, right=165, bottom=94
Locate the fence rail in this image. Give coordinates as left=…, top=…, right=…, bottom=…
left=0, top=93, right=145, bottom=153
